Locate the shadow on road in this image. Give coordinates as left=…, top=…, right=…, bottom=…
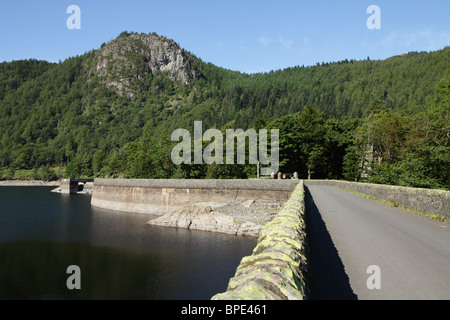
left=305, top=187, right=358, bottom=300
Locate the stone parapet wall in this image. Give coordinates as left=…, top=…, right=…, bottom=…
left=211, top=181, right=308, bottom=300
left=305, top=180, right=450, bottom=221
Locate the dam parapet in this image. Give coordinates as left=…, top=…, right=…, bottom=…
left=91, top=179, right=299, bottom=215
left=212, top=181, right=307, bottom=300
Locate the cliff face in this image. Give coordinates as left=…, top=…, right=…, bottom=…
left=91, top=32, right=199, bottom=97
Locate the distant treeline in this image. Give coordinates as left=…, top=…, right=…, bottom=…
left=0, top=34, right=448, bottom=189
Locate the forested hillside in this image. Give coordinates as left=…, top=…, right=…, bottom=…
left=0, top=32, right=449, bottom=189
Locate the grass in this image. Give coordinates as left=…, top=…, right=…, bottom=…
left=0, top=168, right=65, bottom=181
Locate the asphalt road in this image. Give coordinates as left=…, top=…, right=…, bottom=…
left=305, top=185, right=450, bottom=300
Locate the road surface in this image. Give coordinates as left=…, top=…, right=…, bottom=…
left=305, top=185, right=450, bottom=300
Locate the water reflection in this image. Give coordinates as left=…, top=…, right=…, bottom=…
left=0, top=240, right=165, bottom=300
left=0, top=187, right=257, bottom=300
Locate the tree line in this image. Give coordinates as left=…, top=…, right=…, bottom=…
left=0, top=33, right=448, bottom=190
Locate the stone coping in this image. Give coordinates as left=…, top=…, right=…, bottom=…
left=211, top=181, right=307, bottom=300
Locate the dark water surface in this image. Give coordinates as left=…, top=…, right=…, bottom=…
left=0, top=187, right=257, bottom=300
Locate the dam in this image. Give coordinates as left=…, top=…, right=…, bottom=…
left=90, top=179, right=299, bottom=215
left=89, top=178, right=309, bottom=300
left=86, top=178, right=449, bottom=300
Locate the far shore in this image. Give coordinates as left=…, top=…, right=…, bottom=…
left=0, top=180, right=61, bottom=187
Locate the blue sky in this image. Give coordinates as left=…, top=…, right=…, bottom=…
left=0, top=0, right=449, bottom=73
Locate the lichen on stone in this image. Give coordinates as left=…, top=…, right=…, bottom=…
left=211, top=181, right=308, bottom=301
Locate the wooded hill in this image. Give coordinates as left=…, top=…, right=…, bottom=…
left=0, top=32, right=449, bottom=189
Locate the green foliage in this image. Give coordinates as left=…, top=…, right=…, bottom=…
left=1, top=167, right=15, bottom=181
left=0, top=32, right=448, bottom=189
left=357, top=73, right=450, bottom=190
left=38, top=165, right=58, bottom=181
left=205, top=164, right=248, bottom=179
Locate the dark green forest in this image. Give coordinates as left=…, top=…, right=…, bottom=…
left=0, top=32, right=449, bottom=190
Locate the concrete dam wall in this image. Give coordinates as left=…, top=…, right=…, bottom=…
left=90, top=178, right=308, bottom=300
left=91, top=179, right=299, bottom=215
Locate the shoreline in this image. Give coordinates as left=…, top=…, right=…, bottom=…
left=0, top=180, right=61, bottom=187
left=148, top=199, right=284, bottom=238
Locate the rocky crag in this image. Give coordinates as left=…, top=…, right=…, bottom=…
left=91, top=32, right=200, bottom=98
left=147, top=199, right=284, bottom=237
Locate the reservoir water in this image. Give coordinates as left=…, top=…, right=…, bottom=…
left=0, top=187, right=257, bottom=300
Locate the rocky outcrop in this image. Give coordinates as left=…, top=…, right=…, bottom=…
left=91, top=32, right=199, bottom=97
left=147, top=199, right=283, bottom=237
left=147, top=205, right=262, bottom=237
